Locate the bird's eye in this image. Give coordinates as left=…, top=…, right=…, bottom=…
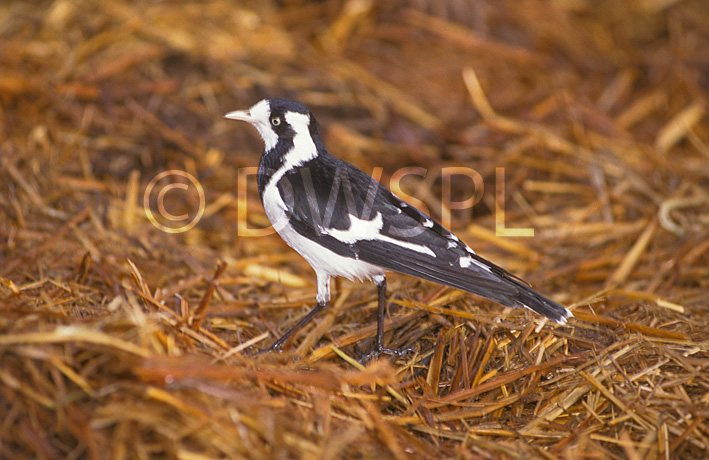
left=270, top=116, right=281, bottom=126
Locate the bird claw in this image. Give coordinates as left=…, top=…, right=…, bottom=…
left=248, top=341, right=284, bottom=357
left=358, top=345, right=414, bottom=364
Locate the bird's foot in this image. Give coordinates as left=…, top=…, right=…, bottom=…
left=358, top=345, right=414, bottom=364
left=248, top=341, right=284, bottom=357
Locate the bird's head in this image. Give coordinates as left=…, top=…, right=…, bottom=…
left=225, top=98, right=318, bottom=151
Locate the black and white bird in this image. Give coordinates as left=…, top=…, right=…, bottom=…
left=226, top=98, right=572, bottom=359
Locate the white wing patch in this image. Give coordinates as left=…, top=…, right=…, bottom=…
left=459, top=253, right=491, bottom=272
left=323, top=212, right=437, bottom=258
left=378, top=233, right=436, bottom=257
left=323, top=213, right=384, bottom=243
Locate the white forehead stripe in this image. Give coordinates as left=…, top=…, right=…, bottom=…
left=250, top=99, right=270, bottom=115
left=247, top=99, right=278, bottom=151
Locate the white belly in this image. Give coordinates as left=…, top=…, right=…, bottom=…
left=261, top=180, right=385, bottom=282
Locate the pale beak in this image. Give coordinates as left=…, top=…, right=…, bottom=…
left=224, top=109, right=254, bottom=123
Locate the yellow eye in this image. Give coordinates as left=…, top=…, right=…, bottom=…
left=270, top=116, right=281, bottom=126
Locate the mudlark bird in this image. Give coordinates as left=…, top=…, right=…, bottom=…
left=225, top=98, right=572, bottom=360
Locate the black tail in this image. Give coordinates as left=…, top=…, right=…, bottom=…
left=361, top=244, right=572, bottom=324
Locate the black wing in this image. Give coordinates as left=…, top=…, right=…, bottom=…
left=275, top=151, right=571, bottom=324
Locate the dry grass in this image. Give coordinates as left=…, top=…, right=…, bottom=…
left=1, top=0, right=709, bottom=458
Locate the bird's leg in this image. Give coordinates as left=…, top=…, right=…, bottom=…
left=359, top=276, right=414, bottom=363
left=258, top=273, right=331, bottom=355
left=261, top=300, right=327, bottom=354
